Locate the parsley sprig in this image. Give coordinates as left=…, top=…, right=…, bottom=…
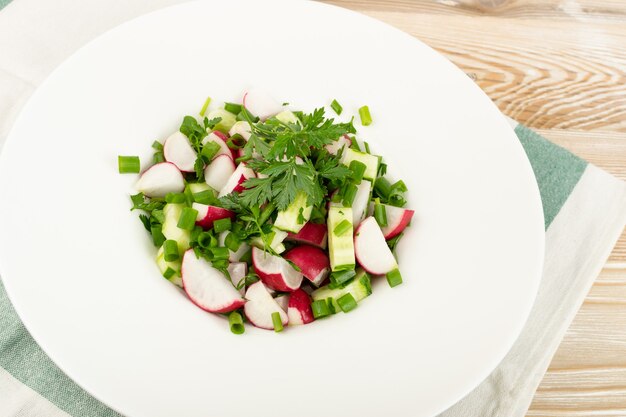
left=232, top=108, right=355, bottom=211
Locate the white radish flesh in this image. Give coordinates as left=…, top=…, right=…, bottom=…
left=218, top=163, right=255, bottom=197
left=136, top=162, right=185, bottom=198
left=204, top=154, right=236, bottom=192
left=354, top=217, right=398, bottom=275
left=229, top=121, right=252, bottom=141
left=219, top=231, right=250, bottom=262
left=251, top=247, right=303, bottom=292
left=163, top=131, right=197, bottom=172
left=244, top=281, right=288, bottom=330
left=181, top=250, right=245, bottom=313
left=227, top=262, right=247, bottom=296
left=243, top=88, right=282, bottom=120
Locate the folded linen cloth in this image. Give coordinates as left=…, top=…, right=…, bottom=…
left=1, top=1, right=625, bottom=416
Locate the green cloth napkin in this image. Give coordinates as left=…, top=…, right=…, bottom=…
left=1, top=1, right=625, bottom=417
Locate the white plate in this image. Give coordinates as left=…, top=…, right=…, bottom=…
left=0, top=1, right=544, bottom=416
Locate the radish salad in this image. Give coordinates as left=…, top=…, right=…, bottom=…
left=118, top=89, right=414, bottom=333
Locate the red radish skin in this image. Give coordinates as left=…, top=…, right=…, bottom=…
left=193, top=203, right=235, bottom=230
left=283, top=246, right=330, bottom=287
left=244, top=281, right=288, bottom=330
left=354, top=217, right=398, bottom=275
left=232, top=175, right=248, bottom=193
left=204, top=154, right=235, bottom=192
left=163, top=131, right=198, bottom=172
left=136, top=162, right=185, bottom=198
left=252, top=247, right=303, bottom=292
left=287, top=289, right=314, bottom=325
left=381, top=205, right=415, bottom=239
left=286, top=222, right=328, bottom=249
left=181, top=249, right=245, bottom=313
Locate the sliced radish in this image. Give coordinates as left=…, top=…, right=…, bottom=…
left=202, top=131, right=236, bottom=160
left=136, top=162, right=184, bottom=198
left=351, top=180, right=372, bottom=226
left=204, top=154, right=236, bottom=192
left=252, top=247, right=303, bottom=292
left=229, top=121, right=252, bottom=141
left=244, top=281, right=288, bottom=330
left=325, top=135, right=352, bottom=155
left=283, top=246, right=330, bottom=287
left=218, top=163, right=255, bottom=197
left=243, top=88, right=282, bottom=120
left=287, top=289, right=314, bottom=325
left=354, top=217, right=398, bottom=275
left=286, top=222, right=328, bottom=249
left=218, top=231, right=250, bottom=262
left=193, top=203, right=235, bottom=230
left=380, top=205, right=415, bottom=239
left=181, top=249, right=245, bottom=313
left=227, top=262, right=247, bottom=295
left=274, top=294, right=289, bottom=312
left=163, top=131, right=197, bottom=172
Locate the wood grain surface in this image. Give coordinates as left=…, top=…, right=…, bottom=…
left=320, top=1, right=626, bottom=415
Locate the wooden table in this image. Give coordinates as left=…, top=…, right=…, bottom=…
left=321, top=1, right=626, bottom=415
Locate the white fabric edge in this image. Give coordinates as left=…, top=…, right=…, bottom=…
left=0, top=368, right=70, bottom=417
left=440, top=164, right=626, bottom=417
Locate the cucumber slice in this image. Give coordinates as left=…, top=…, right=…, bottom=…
left=312, top=269, right=371, bottom=310
left=274, top=192, right=312, bottom=233
left=187, top=182, right=212, bottom=194
left=250, top=227, right=289, bottom=254
left=156, top=246, right=182, bottom=287
left=340, top=148, right=380, bottom=181
left=162, top=203, right=191, bottom=252
left=327, top=206, right=355, bottom=271
left=275, top=110, right=300, bottom=125
left=207, top=109, right=237, bottom=133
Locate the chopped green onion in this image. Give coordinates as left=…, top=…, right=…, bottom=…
left=201, top=141, right=221, bottom=161
left=374, top=203, right=387, bottom=227
left=163, top=240, right=180, bottom=262
left=118, top=156, right=140, bottom=174
left=349, top=160, right=367, bottom=183
left=224, top=232, right=241, bottom=252
left=153, top=152, right=165, bottom=164
left=197, top=232, right=217, bottom=249
left=183, top=185, right=195, bottom=206
left=272, top=312, right=284, bottom=332
left=213, top=217, right=232, bottom=233
left=330, top=269, right=356, bottom=287
left=150, top=225, right=166, bottom=247
left=333, top=219, right=352, bottom=236
left=177, top=207, right=198, bottom=230
left=193, top=190, right=217, bottom=205
left=342, top=183, right=358, bottom=207
left=377, top=162, right=388, bottom=177
left=358, top=105, right=372, bottom=126
left=326, top=297, right=337, bottom=314
left=337, top=293, right=357, bottom=313
left=330, top=99, right=343, bottom=115
left=363, top=141, right=371, bottom=154
left=374, top=177, right=392, bottom=200
left=210, top=246, right=230, bottom=260
left=386, top=268, right=403, bottom=288
left=237, top=107, right=259, bottom=123
left=224, top=102, right=243, bottom=115
left=165, top=192, right=187, bottom=204
left=152, top=141, right=163, bottom=151
left=311, top=300, right=330, bottom=318
left=212, top=259, right=229, bottom=270
left=331, top=191, right=343, bottom=203
left=226, top=134, right=246, bottom=150
left=228, top=311, right=245, bottom=335
left=199, top=96, right=211, bottom=117
left=163, top=267, right=176, bottom=279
